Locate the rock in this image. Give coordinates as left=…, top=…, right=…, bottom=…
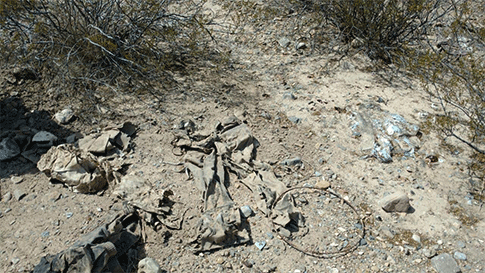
left=378, top=226, right=395, bottom=239
left=315, top=179, right=330, bottom=189
left=296, top=42, right=307, bottom=50
left=422, top=248, right=437, bottom=258
left=412, top=234, right=421, bottom=244
left=13, top=189, right=26, bottom=201
left=431, top=253, right=461, bottom=273
left=11, top=176, right=23, bottom=184
left=454, top=252, right=466, bottom=261
left=255, top=241, right=266, bottom=250
left=283, top=92, right=296, bottom=100
left=280, top=157, right=302, bottom=166
left=138, top=257, right=162, bottom=273
left=288, top=116, right=301, bottom=124
left=54, top=108, right=74, bottom=124
left=456, top=241, right=466, bottom=248
left=3, top=192, right=12, bottom=202
left=32, top=131, right=58, bottom=147
left=0, top=138, right=21, bottom=161
left=379, top=192, right=410, bottom=213
left=278, top=37, right=290, bottom=48
left=239, top=205, right=253, bottom=218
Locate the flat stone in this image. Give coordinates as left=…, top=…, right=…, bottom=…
left=454, top=252, right=466, bottom=261
left=3, top=192, right=12, bottom=202
left=283, top=92, right=296, bottom=100
left=0, top=138, right=20, bottom=161
left=412, top=234, right=421, bottom=244
left=13, top=189, right=26, bottom=201
left=315, top=179, right=330, bottom=189
left=280, top=157, right=302, bottom=166
left=239, top=205, right=253, bottom=218
left=32, top=131, right=58, bottom=147
left=54, top=108, right=74, bottom=124
left=138, top=257, right=162, bottom=273
left=278, top=37, right=290, bottom=48
left=379, top=192, right=410, bottom=213
left=431, top=253, right=461, bottom=273
left=288, top=116, right=302, bottom=124
left=255, top=241, right=266, bottom=250
left=11, top=176, right=23, bottom=184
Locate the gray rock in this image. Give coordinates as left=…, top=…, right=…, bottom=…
left=422, top=248, right=437, bottom=258
left=454, top=252, right=467, bottom=261
left=255, top=241, right=266, bottom=250
left=13, top=189, right=26, bottom=201
left=278, top=37, right=290, bottom=48
left=288, top=116, right=301, bottom=124
left=456, top=241, right=466, bottom=249
left=283, top=92, right=296, bottom=100
left=138, top=257, right=162, bottom=273
left=54, top=108, right=74, bottom=124
left=379, top=192, right=410, bottom=213
left=412, top=234, right=421, bottom=244
left=239, top=205, right=253, bottom=218
left=0, top=138, right=20, bottom=161
left=280, top=157, right=302, bottom=166
left=296, top=42, right=307, bottom=50
left=431, top=253, right=461, bottom=273
left=11, top=176, right=23, bottom=184
left=3, top=192, right=12, bottom=202
left=378, top=226, right=395, bottom=239
left=32, top=131, right=58, bottom=147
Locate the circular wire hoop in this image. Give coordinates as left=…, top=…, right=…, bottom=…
left=270, top=186, right=365, bottom=258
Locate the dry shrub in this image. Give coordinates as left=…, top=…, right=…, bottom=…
left=0, top=0, right=213, bottom=97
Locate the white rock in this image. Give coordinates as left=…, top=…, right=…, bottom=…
left=138, top=257, right=162, bottom=273
left=32, top=131, right=58, bottom=147
left=54, top=108, right=74, bottom=124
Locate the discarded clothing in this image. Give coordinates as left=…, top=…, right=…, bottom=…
left=113, top=175, right=181, bottom=230
left=33, top=213, right=141, bottom=273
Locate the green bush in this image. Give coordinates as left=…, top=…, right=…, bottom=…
left=0, top=0, right=212, bottom=96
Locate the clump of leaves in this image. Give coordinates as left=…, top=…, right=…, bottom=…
left=0, top=0, right=213, bottom=98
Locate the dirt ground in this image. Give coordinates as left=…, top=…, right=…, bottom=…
left=1, top=1, right=485, bottom=273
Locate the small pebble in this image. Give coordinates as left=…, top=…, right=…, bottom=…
left=66, top=212, right=73, bottom=219
left=255, top=241, right=266, bottom=250
left=454, top=251, right=467, bottom=261
left=11, top=176, right=23, bottom=184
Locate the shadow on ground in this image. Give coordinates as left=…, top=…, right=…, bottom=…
left=0, top=96, right=75, bottom=178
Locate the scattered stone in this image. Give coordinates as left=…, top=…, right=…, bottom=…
left=0, top=137, right=21, bottom=161
left=379, top=192, right=410, bottom=213
left=66, top=212, right=73, bottom=219
left=280, top=157, right=302, bottom=166
left=138, top=257, right=162, bottom=273
left=456, top=241, right=466, bottom=249
left=454, top=252, right=467, bottom=261
left=11, top=257, right=20, bottom=265
left=32, top=131, right=58, bottom=147
left=431, top=253, right=461, bottom=273
left=13, top=189, right=26, bottom=201
left=3, top=192, right=12, bottom=202
left=255, top=241, right=266, bottom=251
left=315, top=179, right=330, bottom=189
left=283, top=92, right=296, bottom=100
left=378, top=226, right=395, bottom=239
left=329, top=268, right=339, bottom=273
left=422, top=248, right=437, bottom=258
left=11, top=176, right=23, bottom=184
left=296, top=42, right=307, bottom=50
left=266, top=232, right=274, bottom=239
left=278, top=37, right=290, bottom=48
left=239, top=205, right=253, bottom=218
left=41, top=231, right=50, bottom=238
left=54, top=108, right=74, bottom=124
left=412, top=234, right=421, bottom=244
left=288, top=116, right=302, bottom=124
